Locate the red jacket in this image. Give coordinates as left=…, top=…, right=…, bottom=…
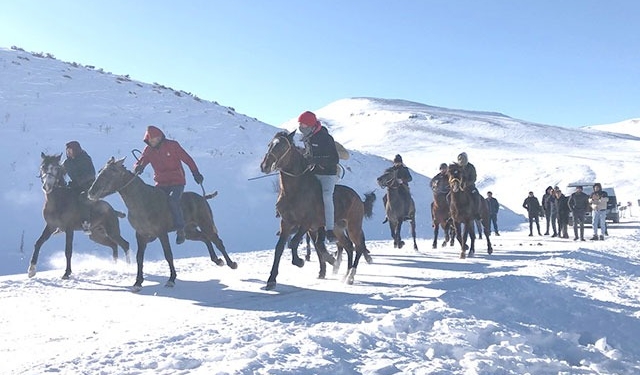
left=134, top=126, right=199, bottom=186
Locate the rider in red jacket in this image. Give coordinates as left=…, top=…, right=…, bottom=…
left=133, top=125, right=203, bottom=244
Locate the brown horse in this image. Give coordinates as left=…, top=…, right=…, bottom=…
left=447, top=163, right=493, bottom=258
left=29, top=153, right=130, bottom=279
left=377, top=168, right=417, bottom=250
left=431, top=191, right=455, bottom=249
left=88, top=157, right=236, bottom=290
left=260, top=130, right=375, bottom=290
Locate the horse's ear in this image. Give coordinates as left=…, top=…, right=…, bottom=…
left=114, top=157, right=126, bottom=166
left=107, top=156, right=116, bottom=164
left=41, top=152, right=46, bottom=159
left=287, top=130, right=297, bottom=140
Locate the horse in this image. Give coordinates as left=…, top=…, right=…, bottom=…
left=260, top=130, right=375, bottom=290
left=446, top=163, right=493, bottom=258
left=377, top=168, right=418, bottom=250
left=29, top=153, right=130, bottom=279
left=431, top=191, right=455, bottom=249
left=87, top=157, right=237, bottom=290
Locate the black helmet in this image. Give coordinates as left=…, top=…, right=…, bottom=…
left=439, top=163, right=448, bottom=170
left=393, top=154, right=403, bottom=163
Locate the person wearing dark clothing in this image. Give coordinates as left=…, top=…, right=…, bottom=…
left=456, top=152, right=482, bottom=216
left=381, top=154, right=413, bottom=220
left=133, top=125, right=203, bottom=245
left=62, top=141, right=96, bottom=234
left=541, top=186, right=557, bottom=236
left=486, top=191, right=500, bottom=235
left=522, top=191, right=542, bottom=236
left=568, top=185, right=589, bottom=241
left=589, top=183, right=609, bottom=240
left=431, top=163, right=450, bottom=196
left=297, top=111, right=340, bottom=242
left=555, top=189, right=570, bottom=239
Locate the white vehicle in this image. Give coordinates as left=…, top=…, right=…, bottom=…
left=567, top=183, right=619, bottom=225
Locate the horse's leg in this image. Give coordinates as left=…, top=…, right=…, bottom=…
left=62, top=230, right=74, bottom=279
left=468, top=221, right=476, bottom=257
left=432, top=222, right=439, bottom=249
left=482, top=213, right=493, bottom=255
left=310, top=231, right=328, bottom=279
left=114, top=235, right=131, bottom=264
left=210, top=232, right=238, bottom=269
left=388, top=220, right=397, bottom=247
left=133, top=232, right=149, bottom=289
left=340, top=241, right=354, bottom=279
left=305, top=233, right=312, bottom=262
left=267, top=229, right=290, bottom=290
left=333, top=244, right=343, bottom=275
left=158, top=233, right=177, bottom=287
left=396, top=220, right=405, bottom=249
left=287, top=228, right=305, bottom=268
left=29, top=225, right=55, bottom=278
left=410, top=217, right=418, bottom=251
left=456, top=222, right=467, bottom=259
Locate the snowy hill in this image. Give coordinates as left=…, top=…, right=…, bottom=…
left=585, top=118, right=640, bottom=139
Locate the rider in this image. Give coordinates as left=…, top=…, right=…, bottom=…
left=297, top=111, right=339, bottom=242
left=133, top=125, right=204, bottom=245
left=381, top=154, right=413, bottom=210
left=62, top=141, right=95, bottom=234
left=456, top=152, right=482, bottom=215
left=431, top=162, right=450, bottom=196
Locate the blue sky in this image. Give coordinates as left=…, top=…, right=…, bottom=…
left=2, top=1, right=638, bottom=128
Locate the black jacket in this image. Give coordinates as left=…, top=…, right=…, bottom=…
left=568, top=191, right=589, bottom=212
left=486, top=197, right=499, bottom=216
left=523, top=196, right=542, bottom=218
left=303, top=127, right=339, bottom=176
left=389, top=164, right=412, bottom=185
left=63, top=150, right=95, bottom=191
left=431, top=172, right=449, bottom=195
left=557, top=194, right=570, bottom=218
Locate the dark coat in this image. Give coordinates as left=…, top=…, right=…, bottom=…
left=302, top=126, right=339, bottom=176
left=63, top=150, right=95, bottom=191
left=133, top=126, right=199, bottom=186
left=486, top=197, right=499, bottom=216
left=568, top=191, right=589, bottom=212
left=389, top=164, right=412, bottom=185
left=460, top=162, right=477, bottom=190
left=523, top=196, right=542, bottom=218
left=557, top=194, right=570, bottom=218
left=431, top=172, right=449, bottom=195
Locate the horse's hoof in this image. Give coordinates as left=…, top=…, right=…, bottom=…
left=346, top=277, right=354, bottom=285
left=322, top=252, right=336, bottom=266
left=305, top=255, right=311, bottom=262
left=131, top=285, right=142, bottom=293
left=292, top=258, right=305, bottom=268
left=228, top=261, right=239, bottom=269
left=364, top=254, right=373, bottom=264
left=62, top=273, right=71, bottom=280
left=318, top=273, right=326, bottom=279
left=165, top=280, right=175, bottom=288
left=27, top=264, right=37, bottom=278
left=460, top=253, right=466, bottom=259
left=265, top=281, right=276, bottom=290
left=214, top=259, right=224, bottom=266
left=398, top=241, right=405, bottom=249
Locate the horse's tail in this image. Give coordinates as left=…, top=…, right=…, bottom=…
left=362, top=191, right=376, bottom=219
left=115, top=210, right=126, bottom=218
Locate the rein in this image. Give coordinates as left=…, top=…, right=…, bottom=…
left=117, top=172, right=139, bottom=193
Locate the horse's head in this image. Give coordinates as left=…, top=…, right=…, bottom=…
left=447, top=163, right=464, bottom=193
left=87, top=157, right=131, bottom=201
left=260, top=130, right=300, bottom=174
left=39, top=152, right=65, bottom=194
left=377, top=168, right=398, bottom=189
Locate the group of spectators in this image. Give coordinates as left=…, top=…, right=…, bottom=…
left=523, top=184, right=609, bottom=241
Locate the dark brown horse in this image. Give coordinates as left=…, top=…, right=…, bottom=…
left=377, top=168, right=418, bottom=250
left=29, top=153, right=130, bottom=279
left=260, top=130, right=375, bottom=290
left=431, top=191, right=455, bottom=249
left=88, top=157, right=236, bottom=290
left=446, top=163, right=493, bottom=258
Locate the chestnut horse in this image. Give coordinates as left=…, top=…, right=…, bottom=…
left=88, top=157, right=236, bottom=290
left=431, top=191, right=455, bottom=249
left=377, top=168, right=417, bottom=250
left=260, top=130, right=375, bottom=290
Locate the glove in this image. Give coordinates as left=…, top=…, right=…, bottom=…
left=133, top=164, right=145, bottom=175
left=193, top=171, right=204, bottom=184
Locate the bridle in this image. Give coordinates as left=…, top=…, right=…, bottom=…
left=39, top=162, right=65, bottom=192
left=267, top=135, right=312, bottom=177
